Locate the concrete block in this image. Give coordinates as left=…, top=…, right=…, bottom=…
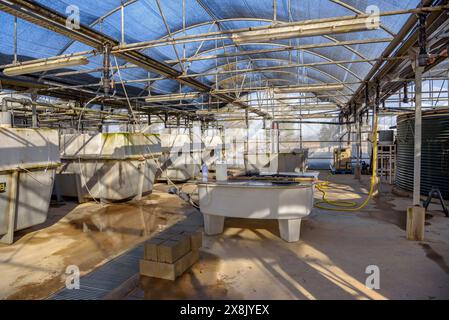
left=140, top=250, right=200, bottom=281
left=406, top=206, right=425, bottom=241
left=278, top=219, right=301, bottom=242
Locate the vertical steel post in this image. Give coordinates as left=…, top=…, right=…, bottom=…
left=121, top=2, right=125, bottom=45
left=31, top=104, right=37, bottom=128
left=13, top=16, right=18, bottom=64
left=413, top=59, right=423, bottom=206
left=103, top=44, right=111, bottom=96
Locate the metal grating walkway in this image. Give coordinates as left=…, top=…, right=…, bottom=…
left=49, top=210, right=203, bottom=300
left=49, top=246, right=143, bottom=300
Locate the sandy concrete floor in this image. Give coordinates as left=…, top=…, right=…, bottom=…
left=0, top=190, right=195, bottom=299
left=1, top=173, right=448, bottom=300
left=126, top=174, right=449, bottom=300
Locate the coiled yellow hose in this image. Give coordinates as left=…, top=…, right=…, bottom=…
left=314, top=111, right=378, bottom=212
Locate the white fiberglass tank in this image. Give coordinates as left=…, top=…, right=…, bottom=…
left=202, top=132, right=224, bottom=171
left=57, top=132, right=161, bottom=202
left=0, top=126, right=59, bottom=244
left=198, top=181, right=314, bottom=242
left=158, top=133, right=200, bottom=182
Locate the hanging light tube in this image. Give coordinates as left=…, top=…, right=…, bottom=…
left=144, top=92, right=200, bottom=102
left=2, top=56, right=89, bottom=76
left=232, top=17, right=378, bottom=44
left=274, top=84, right=345, bottom=94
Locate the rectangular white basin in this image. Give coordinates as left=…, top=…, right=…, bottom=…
left=0, top=127, right=59, bottom=244
left=198, top=181, right=313, bottom=242
left=57, top=133, right=160, bottom=202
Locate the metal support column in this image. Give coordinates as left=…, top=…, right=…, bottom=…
left=13, top=16, right=17, bottom=64
left=354, top=112, right=361, bottom=179
left=120, top=1, right=125, bottom=45
left=406, top=51, right=426, bottom=241
left=413, top=59, right=424, bottom=206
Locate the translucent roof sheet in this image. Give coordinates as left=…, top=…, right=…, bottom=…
left=0, top=0, right=422, bottom=107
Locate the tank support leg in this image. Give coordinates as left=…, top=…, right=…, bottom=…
left=278, top=218, right=302, bottom=242
left=203, top=214, right=224, bottom=235
left=1, top=171, right=19, bottom=245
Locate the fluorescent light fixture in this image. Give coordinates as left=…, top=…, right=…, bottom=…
left=2, top=56, right=89, bottom=76
left=232, top=17, right=377, bottom=44
left=274, top=84, right=344, bottom=94
left=145, top=92, right=200, bottom=103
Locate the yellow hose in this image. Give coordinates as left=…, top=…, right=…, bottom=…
left=314, top=111, right=378, bottom=212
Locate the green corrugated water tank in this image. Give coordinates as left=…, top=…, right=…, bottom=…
left=395, top=109, right=449, bottom=199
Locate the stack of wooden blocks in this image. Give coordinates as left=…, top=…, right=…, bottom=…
left=139, top=226, right=203, bottom=281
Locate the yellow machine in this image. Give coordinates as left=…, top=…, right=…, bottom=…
left=333, top=147, right=352, bottom=171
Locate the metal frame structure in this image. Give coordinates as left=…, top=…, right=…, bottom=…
left=0, top=0, right=448, bottom=126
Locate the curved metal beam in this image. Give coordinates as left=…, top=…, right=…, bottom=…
left=219, top=77, right=348, bottom=105
left=68, top=10, right=376, bottom=94
left=208, top=59, right=352, bottom=105
left=54, top=0, right=140, bottom=56
left=28, top=0, right=385, bottom=108
left=217, top=70, right=326, bottom=88
left=329, top=0, right=396, bottom=36
left=189, top=57, right=356, bottom=92
left=156, top=17, right=377, bottom=65
left=179, top=42, right=363, bottom=81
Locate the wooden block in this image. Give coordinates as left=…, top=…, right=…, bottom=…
left=157, top=229, right=180, bottom=239
left=157, top=234, right=191, bottom=263
left=170, top=224, right=200, bottom=234
left=140, top=250, right=200, bottom=281
left=406, top=206, right=425, bottom=241
left=144, top=237, right=165, bottom=261
left=182, top=230, right=203, bottom=250
left=140, top=259, right=176, bottom=281
left=174, top=250, right=200, bottom=278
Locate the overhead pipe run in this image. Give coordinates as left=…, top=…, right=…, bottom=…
left=1, top=97, right=132, bottom=123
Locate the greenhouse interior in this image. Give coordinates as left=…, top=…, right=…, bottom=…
left=0, top=0, right=448, bottom=302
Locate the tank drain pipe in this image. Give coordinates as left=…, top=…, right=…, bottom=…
left=168, top=186, right=199, bottom=209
